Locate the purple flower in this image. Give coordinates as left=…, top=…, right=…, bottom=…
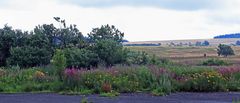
left=64, top=68, right=79, bottom=77
left=217, top=67, right=240, bottom=76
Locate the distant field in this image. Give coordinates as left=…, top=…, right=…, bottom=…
left=125, top=38, right=240, bottom=46
left=127, top=46, right=240, bottom=66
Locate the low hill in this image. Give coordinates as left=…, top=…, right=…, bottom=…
left=214, top=33, right=240, bottom=39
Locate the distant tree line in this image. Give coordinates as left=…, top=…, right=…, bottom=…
left=214, top=33, right=240, bottom=39
left=124, top=43, right=161, bottom=46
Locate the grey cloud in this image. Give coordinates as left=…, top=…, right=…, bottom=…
left=60, top=0, right=224, bottom=11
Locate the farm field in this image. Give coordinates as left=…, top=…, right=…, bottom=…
left=127, top=46, right=240, bottom=66
left=125, top=38, right=240, bottom=46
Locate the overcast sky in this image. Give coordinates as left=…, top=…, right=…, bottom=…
left=0, top=0, right=240, bottom=41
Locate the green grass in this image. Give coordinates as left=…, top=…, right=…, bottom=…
left=99, top=91, right=120, bottom=97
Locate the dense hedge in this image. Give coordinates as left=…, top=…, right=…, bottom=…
left=214, top=33, right=240, bottom=39
left=7, top=46, right=52, bottom=67
left=64, top=48, right=99, bottom=68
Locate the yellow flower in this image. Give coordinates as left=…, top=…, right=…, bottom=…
left=33, top=71, right=45, bottom=81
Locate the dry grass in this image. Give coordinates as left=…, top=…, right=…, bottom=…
left=127, top=46, right=240, bottom=66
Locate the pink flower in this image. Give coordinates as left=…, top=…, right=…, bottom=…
left=217, top=67, right=240, bottom=76
left=64, top=68, right=79, bottom=77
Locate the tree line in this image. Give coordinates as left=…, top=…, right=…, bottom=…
left=0, top=17, right=157, bottom=68
left=214, top=33, right=240, bottom=39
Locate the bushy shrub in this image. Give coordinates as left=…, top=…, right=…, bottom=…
left=33, top=71, right=46, bottom=82
left=131, top=67, right=153, bottom=90
left=64, top=48, right=99, bottom=68
left=236, top=40, right=240, bottom=46
left=201, top=59, right=229, bottom=66
left=126, top=51, right=150, bottom=65
left=217, top=67, right=240, bottom=77
left=7, top=46, right=52, bottom=67
left=92, top=39, right=127, bottom=66
left=217, top=67, right=240, bottom=91
left=101, top=83, right=112, bottom=93
left=217, top=44, right=235, bottom=57
left=183, top=71, right=227, bottom=92
left=51, top=49, right=66, bottom=80
left=227, top=73, right=240, bottom=91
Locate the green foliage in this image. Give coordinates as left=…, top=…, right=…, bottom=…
left=126, top=51, right=150, bottom=65
left=236, top=41, right=240, bottom=46
left=62, top=66, right=173, bottom=95
left=126, top=50, right=168, bottom=65
left=80, top=97, right=94, bottom=103
left=217, top=44, right=235, bottom=57
left=0, top=21, right=137, bottom=68
left=80, top=97, right=88, bottom=103
left=35, top=22, right=85, bottom=49
left=0, top=20, right=87, bottom=67
left=64, top=48, right=99, bottom=68
left=226, top=73, right=240, bottom=91
left=201, top=59, right=230, bottom=66
left=27, top=32, right=52, bottom=49
left=88, top=24, right=124, bottom=43
left=99, top=91, right=120, bottom=97
left=182, top=71, right=227, bottom=92
left=202, top=40, right=210, bottom=46
left=92, top=40, right=126, bottom=66
left=52, top=49, right=66, bottom=80
left=135, top=67, right=154, bottom=89
left=2, top=65, right=240, bottom=95
left=59, top=89, right=94, bottom=95
left=7, top=46, right=52, bottom=67
left=0, top=25, right=18, bottom=66
left=195, top=41, right=210, bottom=46
left=151, top=88, right=167, bottom=96
left=0, top=67, right=60, bottom=93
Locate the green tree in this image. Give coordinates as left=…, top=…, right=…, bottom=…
left=217, top=44, right=235, bottom=57
left=0, top=25, right=17, bottom=66
left=195, top=41, right=202, bottom=46
left=53, top=17, right=86, bottom=48
left=202, top=41, right=210, bottom=46
left=92, top=40, right=126, bottom=67
left=88, top=24, right=124, bottom=43
left=34, top=24, right=58, bottom=48
left=236, top=40, right=240, bottom=46
left=28, top=31, right=52, bottom=49
left=58, top=25, right=85, bottom=48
